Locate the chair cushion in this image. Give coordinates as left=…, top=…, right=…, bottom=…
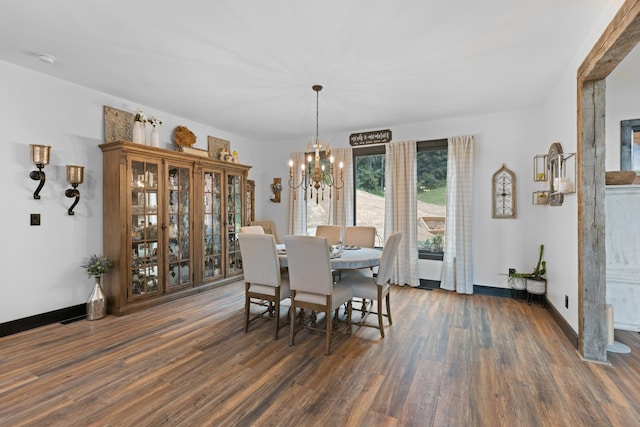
left=294, top=283, right=353, bottom=311
left=340, top=269, right=374, bottom=279
left=340, top=271, right=388, bottom=300
left=350, top=281, right=389, bottom=300
left=249, top=280, right=290, bottom=299
left=248, top=284, right=278, bottom=297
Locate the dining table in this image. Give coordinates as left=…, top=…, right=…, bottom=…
left=276, top=244, right=382, bottom=270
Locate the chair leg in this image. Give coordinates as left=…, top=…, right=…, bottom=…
left=346, top=300, right=352, bottom=334
left=272, top=288, right=281, bottom=340
left=289, top=298, right=296, bottom=346
left=377, top=297, right=385, bottom=338
left=268, top=301, right=275, bottom=317
left=386, top=293, right=392, bottom=325
left=244, top=284, right=250, bottom=333
left=273, top=298, right=280, bottom=340
left=325, top=308, right=332, bottom=355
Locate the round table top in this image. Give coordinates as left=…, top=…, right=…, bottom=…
left=277, top=245, right=382, bottom=270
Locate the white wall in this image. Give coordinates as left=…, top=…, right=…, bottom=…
left=0, top=60, right=270, bottom=324
left=538, top=0, right=626, bottom=333
left=606, top=42, right=640, bottom=167
left=253, top=1, right=627, bottom=339
left=255, top=107, right=547, bottom=290
left=0, top=0, right=626, bottom=327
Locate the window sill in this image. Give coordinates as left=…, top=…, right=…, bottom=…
left=419, top=250, right=444, bottom=261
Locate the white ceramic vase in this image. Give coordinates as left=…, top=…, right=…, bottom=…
left=150, top=126, right=160, bottom=147
left=132, top=121, right=146, bottom=144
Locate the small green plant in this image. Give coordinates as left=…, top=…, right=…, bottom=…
left=509, top=244, right=546, bottom=281
left=421, top=234, right=444, bottom=252
left=81, top=254, right=113, bottom=278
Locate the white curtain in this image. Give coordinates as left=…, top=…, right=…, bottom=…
left=440, top=135, right=475, bottom=294
left=384, top=140, right=419, bottom=287
left=288, top=151, right=307, bottom=236
left=329, top=147, right=354, bottom=227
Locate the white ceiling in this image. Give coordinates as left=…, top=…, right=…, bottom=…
left=0, top=0, right=613, bottom=141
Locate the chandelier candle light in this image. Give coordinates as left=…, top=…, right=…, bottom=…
left=288, top=85, right=344, bottom=203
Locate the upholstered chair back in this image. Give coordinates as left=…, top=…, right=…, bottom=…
left=285, top=235, right=333, bottom=295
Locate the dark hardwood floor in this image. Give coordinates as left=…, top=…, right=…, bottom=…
left=1, top=281, right=639, bottom=426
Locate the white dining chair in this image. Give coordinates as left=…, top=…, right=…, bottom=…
left=238, top=233, right=290, bottom=339
left=343, top=226, right=376, bottom=248
left=315, top=225, right=343, bottom=246
left=250, top=220, right=280, bottom=243
left=285, top=235, right=353, bottom=355
left=340, top=232, right=402, bottom=338
left=315, top=225, right=344, bottom=281
left=239, top=225, right=265, bottom=234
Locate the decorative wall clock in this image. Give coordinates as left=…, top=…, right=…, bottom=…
left=492, top=164, right=517, bottom=218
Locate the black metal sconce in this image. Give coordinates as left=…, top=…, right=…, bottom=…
left=65, top=165, right=84, bottom=215
left=29, top=144, right=52, bottom=199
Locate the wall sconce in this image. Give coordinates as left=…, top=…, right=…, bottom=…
left=270, top=177, right=282, bottom=203
left=65, top=165, right=84, bottom=215
left=29, top=144, right=52, bottom=199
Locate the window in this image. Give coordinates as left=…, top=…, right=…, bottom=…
left=353, top=145, right=386, bottom=245
left=353, top=139, right=447, bottom=257
left=416, top=140, right=447, bottom=259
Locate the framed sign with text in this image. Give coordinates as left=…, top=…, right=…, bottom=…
left=349, top=129, right=392, bottom=146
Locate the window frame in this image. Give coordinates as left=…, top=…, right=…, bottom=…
left=417, top=139, right=448, bottom=260
left=352, top=139, right=448, bottom=260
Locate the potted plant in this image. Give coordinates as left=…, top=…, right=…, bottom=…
left=509, top=244, right=546, bottom=302
left=81, top=254, right=113, bottom=320
left=421, top=234, right=444, bottom=253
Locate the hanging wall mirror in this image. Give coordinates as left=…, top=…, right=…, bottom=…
left=620, top=118, right=640, bottom=171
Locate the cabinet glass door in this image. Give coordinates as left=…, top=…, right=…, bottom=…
left=203, top=170, right=223, bottom=280
left=246, top=179, right=255, bottom=223
left=130, top=160, right=160, bottom=300
left=167, top=164, right=192, bottom=289
left=227, top=174, right=243, bottom=274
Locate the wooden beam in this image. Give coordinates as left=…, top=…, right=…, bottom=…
left=578, top=0, right=640, bottom=81
left=577, top=79, right=608, bottom=362
left=576, top=0, right=640, bottom=362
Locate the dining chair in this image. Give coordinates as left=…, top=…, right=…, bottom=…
left=238, top=233, right=290, bottom=339
left=239, top=225, right=265, bottom=234
left=340, top=232, right=402, bottom=338
left=250, top=220, right=280, bottom=243
left=343, top=226, right=376, bottom=248
left=285, top=235, right=353, bottom=355
left=315, top=225, right=343, bottom=246
left=315, top=224, right=343, bottom=281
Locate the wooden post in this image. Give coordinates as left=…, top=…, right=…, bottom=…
left=576, top=0, right=640, bottom=362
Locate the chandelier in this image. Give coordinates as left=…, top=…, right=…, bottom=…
left=288, top=85, right=344, bottom=203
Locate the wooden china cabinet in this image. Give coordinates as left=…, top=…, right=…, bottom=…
left=246, top=179, right=255, bottom=223
left=100, top=141, right=251, bottom=315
